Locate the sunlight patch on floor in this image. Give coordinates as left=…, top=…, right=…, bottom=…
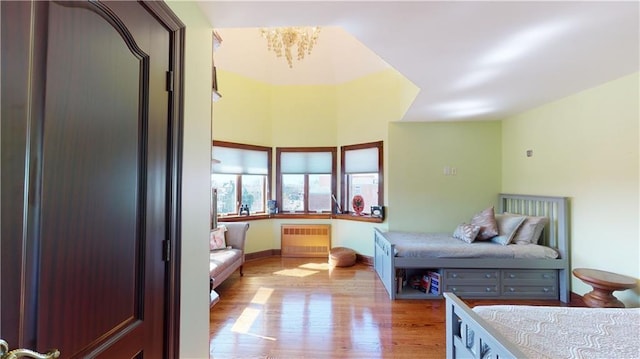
left=231, top=307, right=260, bottom=334
left=230, top=307, right=277, bottom=341
left=273, top=268, right=318, bottom=277
left=299, top=262, right=330, bottom=271
left=241, top=331, right=277, bottom=341
left=250, top=287, right=274, bottom=305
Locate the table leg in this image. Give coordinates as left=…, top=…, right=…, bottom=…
left=583, top=287, right=625, bottom=308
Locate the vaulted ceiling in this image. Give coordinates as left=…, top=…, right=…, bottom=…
left=199, top=1, right=639, bottom=122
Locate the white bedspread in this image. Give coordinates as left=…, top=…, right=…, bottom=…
left=385, top=231, right=559, bottom=259
left=473, top=305, right=640, bottom=359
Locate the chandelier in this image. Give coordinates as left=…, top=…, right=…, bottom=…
left=260, top=27, right=321, bottom=68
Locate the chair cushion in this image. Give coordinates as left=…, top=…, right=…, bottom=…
left=209, top=248, right=242, bottom=278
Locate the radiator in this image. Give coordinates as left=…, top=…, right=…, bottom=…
left=281, top=224, right=331, bottom=258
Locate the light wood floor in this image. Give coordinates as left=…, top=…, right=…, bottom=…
left=210, top=257, right=581, bottom=359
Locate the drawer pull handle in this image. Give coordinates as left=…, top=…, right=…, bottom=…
left=486, top=287, right=492, bottom=292
left=509, top=274, right=516, bottom=279
left=543, top=288, right=550, bottom=292
left=452, top=287, right=457, bottom=292
left=485, top=274, right=491, bottom=278
left=543, top=274, right=550, bottom=279
left=509, top=287, right=515, bottom=292
left=452, top=274, right=458, bottom=278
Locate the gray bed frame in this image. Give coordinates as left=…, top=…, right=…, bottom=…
left=444, top=292, right=527, bottom=358
left=374, top=194, right=570, bottom=302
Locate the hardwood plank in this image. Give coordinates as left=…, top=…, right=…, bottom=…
left=210, top=257, right=583, bottom=358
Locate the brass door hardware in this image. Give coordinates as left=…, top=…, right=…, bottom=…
left=0, top=340, right=59, bottom=359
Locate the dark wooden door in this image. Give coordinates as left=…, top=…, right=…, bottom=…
left=1, top=1, right=183, bottom=357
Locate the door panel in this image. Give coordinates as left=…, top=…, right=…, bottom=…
left=0, top=0, right=32, bottom=349
left=38, top=2, right=145, bottom=356
left=1, top=1, right=182, bottom=357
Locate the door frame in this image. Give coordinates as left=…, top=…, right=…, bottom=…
left=142, top=2, right=185, bottom=357
left=0, top=1, right=185, bottom=356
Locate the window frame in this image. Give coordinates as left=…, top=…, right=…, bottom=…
left=212, top=140, right=272, bottom=219
left=340, top=141, right=384, bottom=217
left=276, top=146, right=337, bottom=215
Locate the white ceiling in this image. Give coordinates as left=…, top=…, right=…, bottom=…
left=198, top=1, right=639, bottom=122
left=212, top=26, right=393, bottom=86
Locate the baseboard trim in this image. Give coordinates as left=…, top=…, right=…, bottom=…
left=245, top=249, right=280, bottom=262
left=570, top=292, right=586, bottom=307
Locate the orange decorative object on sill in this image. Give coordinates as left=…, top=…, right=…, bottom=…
left=352, top=195, right=364, bottom=215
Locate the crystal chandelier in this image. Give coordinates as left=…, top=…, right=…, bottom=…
left=260, top=27, right=321, bottom=68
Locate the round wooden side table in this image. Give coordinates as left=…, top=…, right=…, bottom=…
left=573, top=268, right=637, bottom=308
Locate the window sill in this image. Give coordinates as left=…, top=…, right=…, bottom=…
left=333, top=213, right=384, bottom=223
left=218, top=213, right=333, bottom=221
left=217, top=213, right=384, bottom=223
left=218, top=214, right=270, bottom=222
left=271, top=213, right=332, bottom=220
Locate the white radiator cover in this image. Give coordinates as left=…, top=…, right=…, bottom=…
left=281, top=224, right=331, bottom=257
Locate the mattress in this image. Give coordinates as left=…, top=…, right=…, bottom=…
left=385, top=232, right=559, bottom=259
left=473, top=305, right=640, bottom=359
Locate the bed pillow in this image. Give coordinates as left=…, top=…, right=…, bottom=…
left=453, top=223, right=481, bottom=243
left=491, top=214, right=527, bottom=245
left=470, top=206, right=499, bottom=241
left=506, top=213, right=549, bottom=245
left=210, top=225, right=227, bottom=251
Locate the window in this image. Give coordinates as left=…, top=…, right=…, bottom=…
left=341, top=141, right=383, bottom=215
left=276, top=147, right=336, bottom=214
left=212, top=141, right=271, bottom=216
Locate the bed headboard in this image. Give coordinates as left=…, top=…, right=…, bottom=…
left=499, top=193, right=569, bottom=259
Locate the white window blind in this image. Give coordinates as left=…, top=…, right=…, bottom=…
left=344, top=147, right=378, bottom=173
left=280, top=151, right=332, bottom=174
left=212, top=146, right=268, bottom=175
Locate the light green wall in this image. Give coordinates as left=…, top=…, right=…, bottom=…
left=241, top=219, right=281, bottom=254
left=241, top=218, right=375, bottom=256
left=337, top=69, right=419, bottom=144
left=212, top=71, right=271, bottom=146
left=212, top=68, right=417, bottom=257
left=502, top=72, right=639, bottom=307
left=214, top=70, right=338, bottom=146
left=165, top=1, right=212, bottom=358
left=270, top=85, right=338, bottom=146
left=388, top=121, right=502, bottom=232
left=328, top=69, right=420, bottom=251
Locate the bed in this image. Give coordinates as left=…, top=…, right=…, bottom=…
left=374, top=194, right=570, bottom=302
left=444, top=292, right=640, bottom=359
